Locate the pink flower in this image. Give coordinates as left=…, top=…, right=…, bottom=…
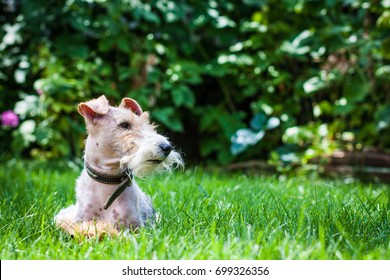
left=1, top=110, right=19, bottom=128
left=36, top=89, right=43, bottom=95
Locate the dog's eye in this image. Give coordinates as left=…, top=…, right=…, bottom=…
left=119, top=122, right=131, bottom=129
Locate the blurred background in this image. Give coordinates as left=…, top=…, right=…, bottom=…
left=0, top=0, right=389, bottom=179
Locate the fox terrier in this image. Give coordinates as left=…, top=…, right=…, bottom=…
left=54, top=95, right=183, bottom=238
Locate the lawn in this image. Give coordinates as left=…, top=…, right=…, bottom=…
left=0, top=160, right=389, bottom=260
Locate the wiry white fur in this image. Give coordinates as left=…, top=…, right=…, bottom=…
left=120, top=129, right=183, bottom=177
left=54, top=95, right=183, bottom=238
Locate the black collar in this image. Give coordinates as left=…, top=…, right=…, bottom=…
left=85, top=162, right=133, bottom=210
left=85, top=161, right=129, bottom=185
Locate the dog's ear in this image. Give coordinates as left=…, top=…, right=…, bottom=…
left=78, top=95, right=109, bottom=123
left=119, top=98, right=143, bottom=116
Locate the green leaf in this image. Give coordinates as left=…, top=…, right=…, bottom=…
left=152, top=108, right=183, bottom=132
left=375, top=105, right=390, bottom=130
left=283, top=126, right=314, bottom=145
left=377, top=10, right=390, bottom=28
left=54, top=35, right=89, bottom=58
left=171, top=85, right=195, bottom=108
left=117, top=35, right=131, bottom=53
left=250, top=112, right=267, bottom=130
left=34, top=125, right=54, bottom=146
left=334, top=98, right=355, bottom=115
left=200, top=137, right=224, bottom=157
left=343, top=75, right=369, bottom=103
left=98, top=37, right=115, bottom=52
left=376, top=65, right=390, bottom=79
left=142, top=10, right=160, bottom=24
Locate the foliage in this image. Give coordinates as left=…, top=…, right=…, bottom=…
left=1, top=160, right=390, bottom=259
left=0, top=0, right=389, bottom=167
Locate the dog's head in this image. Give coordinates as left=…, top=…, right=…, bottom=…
left=78, top=95, right=183, bottom=177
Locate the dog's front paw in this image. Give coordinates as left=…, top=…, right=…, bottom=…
left=66, top=220, right=119, bottom=241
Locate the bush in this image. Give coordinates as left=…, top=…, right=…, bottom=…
left=0, top=0, right=389, bottom=167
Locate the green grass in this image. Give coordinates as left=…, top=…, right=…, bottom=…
left=0, top=160, right=389, bottom=260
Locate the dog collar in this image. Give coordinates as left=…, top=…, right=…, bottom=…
left=85, top=162, right=133, bottom=210
left=85, top=162, right=129, bottom=185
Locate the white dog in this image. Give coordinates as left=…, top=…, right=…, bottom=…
left=54, top=95, right=183, bottom=238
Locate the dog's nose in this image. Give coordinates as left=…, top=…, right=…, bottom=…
left=159, top=143, right=172, bottom=156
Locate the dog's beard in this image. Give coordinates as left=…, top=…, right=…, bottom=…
left=120, top=150, right=183, bottom=178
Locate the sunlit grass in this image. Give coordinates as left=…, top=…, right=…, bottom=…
left=0, top=160, right=389, bottom=259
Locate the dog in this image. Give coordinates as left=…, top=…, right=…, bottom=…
left=54, top=95, right=183, bottom=238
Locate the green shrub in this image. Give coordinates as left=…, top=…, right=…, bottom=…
left=0, top=0, right=389, bottom=167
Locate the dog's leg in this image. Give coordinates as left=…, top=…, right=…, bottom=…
left=70, top=220, right=119, bottom=240
left=54, top=204, right=78, bottom=232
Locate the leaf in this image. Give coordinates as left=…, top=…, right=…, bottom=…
left=14, top=69, right=27, bottom=84
left=280, top=42, right=310, bottom=55
left=280, top=30, right=313, bottom=56
left=217, top=54, right=254, bottom=66
left=216, top=16, right=236, bottom=28
left=265, top=117, right=280, bottom=130
left=230, top=142, right=248, bottom=156
left=54, top=35, right=89, bottom=58
left=282, top=126, right=314, bottom=145
left=98, top=37, right=115, bottom=52
left=334, top=98, right=355, bottom=115
left=375, top=105, right=390, bottom=130
left=375, top=65, right=390, bottom=79
left=292, top=30, right=313, bottom=45
left=230, top=128, right=265, bottom=155
left=142, top=10, right=160, bottom=24
left=303, top=76, right=327, bottom=94
left=14, top=95, right=39, bottom=118
left=18, top=120, right=36, bottom=145
left=275, top=145, right=301, bottom=163
left=34, top=125, right=54, bottom=146
left=152, top=108, right=183, bottom=132
left=343, top=75, right=369, bottom=103
left=234, top=129, right=265, bottom=145
left=250, top=112, right=267, bottom=130
left=377, top=11, right=390, bottom=28
left=116, top=35, right=131, bottom=53
left=200, top=137, right=224, bottom=157
left=171, top=85, right=195, bottom=108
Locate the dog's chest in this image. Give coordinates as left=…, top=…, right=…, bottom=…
left=77, top=175, right=135, bottom=219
